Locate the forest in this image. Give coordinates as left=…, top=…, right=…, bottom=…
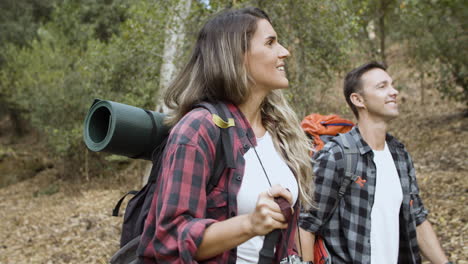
left=0, top=0, right=466, bottom=263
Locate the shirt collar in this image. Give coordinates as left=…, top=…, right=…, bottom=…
left=350, top=126, right=404, bottom=155
left=225, top=102, right=257, bottom=146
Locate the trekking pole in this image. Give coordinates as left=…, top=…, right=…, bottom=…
left=258, top=196, right=292, bottom=264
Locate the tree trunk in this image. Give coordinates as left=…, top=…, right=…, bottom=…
left=420, top=71, right=425, bottom=105
left=143, top=0, right=192, bottom=185
left=365, top=21, right=378, bottom=59
left=9, top=109, right=26, bottom=137
left=155, top=0, right=192, bottom=113
left=378, top=0, right=387, bottom=65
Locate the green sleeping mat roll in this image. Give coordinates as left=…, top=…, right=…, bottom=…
left=83, top=99, right=170, bottom=160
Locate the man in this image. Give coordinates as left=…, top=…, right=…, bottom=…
left=299, top=62, right=451, bottom=263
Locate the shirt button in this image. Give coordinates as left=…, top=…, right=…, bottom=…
left=236, top=175, right=242, bottom=181
left=243, top=144, right=249, bottom=150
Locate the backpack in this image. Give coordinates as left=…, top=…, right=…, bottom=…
left=301, top=113, right=358, bottom=264
left=109, top=102, right=236, bottom=264
left=301, top=113, right=354, bottom=152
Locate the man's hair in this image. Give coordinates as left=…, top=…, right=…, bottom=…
left=343, top=61, right=387, bottom=118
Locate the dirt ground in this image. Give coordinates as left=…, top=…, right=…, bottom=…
left=0, top=96, right=466, bottom=263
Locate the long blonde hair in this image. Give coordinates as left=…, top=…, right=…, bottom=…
left=164, top=7, right=314, bottom=208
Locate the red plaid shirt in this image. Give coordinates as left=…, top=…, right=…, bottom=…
left=137, top=102, right=299, bottom=263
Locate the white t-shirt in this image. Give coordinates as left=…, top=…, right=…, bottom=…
left=236, top=132, right=298, bottom=264
left=370, top=143, right=403, bottom=264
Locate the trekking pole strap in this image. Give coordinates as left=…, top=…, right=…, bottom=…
left=258, top=197, right=292, bottom=264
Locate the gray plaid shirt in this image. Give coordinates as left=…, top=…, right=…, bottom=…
left=300, top=127, right=428, bottom=264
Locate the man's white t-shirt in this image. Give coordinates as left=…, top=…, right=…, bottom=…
left=370, top=142, right=403, bottom=264
left=236, top=132, right=298, bottom=264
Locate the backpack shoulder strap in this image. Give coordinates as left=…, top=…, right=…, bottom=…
left=321, top=132, right=359, bottom=225
left=335, top=133, right=359, bottom=197
left=194, top=102, right=236, bottom=194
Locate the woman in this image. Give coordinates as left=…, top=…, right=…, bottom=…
left=137, top=7, right=314, bottom=264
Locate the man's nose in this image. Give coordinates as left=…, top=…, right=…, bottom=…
left=390, top=85, right=399, bottom=96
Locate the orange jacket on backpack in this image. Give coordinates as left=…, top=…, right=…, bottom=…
left=301, top=114, right=355, bottom=151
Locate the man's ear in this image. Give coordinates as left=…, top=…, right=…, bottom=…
left=350, top=92, right=365, bottom=109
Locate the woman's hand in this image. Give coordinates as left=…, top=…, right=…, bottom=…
left=196, top=184, right=293, bottom=260
left=246, top=184, right=293, bottom=236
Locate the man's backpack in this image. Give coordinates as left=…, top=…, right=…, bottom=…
left=301, top=113, right=354, bottom=152
left=108, top=102, right=236, bottom=264
left=301, top=113, right=358, bottom=264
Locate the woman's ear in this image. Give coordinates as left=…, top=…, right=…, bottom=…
left=350, top=92, right=365, bottom=109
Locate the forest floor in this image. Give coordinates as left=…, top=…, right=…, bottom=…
left=0, top=92, right=466, bottom=263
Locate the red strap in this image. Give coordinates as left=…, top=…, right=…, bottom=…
left=274, top=197, right=292, bottom=222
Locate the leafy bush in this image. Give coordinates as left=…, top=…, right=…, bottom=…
left=0, top=0, right=168, bottom=177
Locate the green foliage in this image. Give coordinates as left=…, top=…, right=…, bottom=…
left=261, top=0, right=359, bottom=116
left=1, top=28, right=87, bottom=155
left=0, top=0, right=466, bottom=179
left=51, top=0, right=129, bottom=46
left=397, top=0, right=467, bottom=103
left=0, top=0, right=56, bottom=49
left=344, top=0, right=406, bottom=63
left=0, top=0, right=168, bottom=176
left=0, top=0, right=58, bottom=120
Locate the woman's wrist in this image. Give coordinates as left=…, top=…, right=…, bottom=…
left=240, top=214, right=255, bottom=237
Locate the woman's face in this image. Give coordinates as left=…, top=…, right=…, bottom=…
left=245, top=19, right=290, bottom=93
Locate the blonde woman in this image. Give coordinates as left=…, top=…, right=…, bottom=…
left=137, top=7, right=314, bottom=264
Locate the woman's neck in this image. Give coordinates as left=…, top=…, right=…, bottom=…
left=238, top=92, right=267, bottom=138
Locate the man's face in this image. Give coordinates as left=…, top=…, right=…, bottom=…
left=358, top=68, right=399, bottom=122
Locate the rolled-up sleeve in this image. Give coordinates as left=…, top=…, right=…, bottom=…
left=300, top=144, right=342, bottom=233
left=160, top=143, right=218, bottom=261
left=406, top=152, right=428, bottom=226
